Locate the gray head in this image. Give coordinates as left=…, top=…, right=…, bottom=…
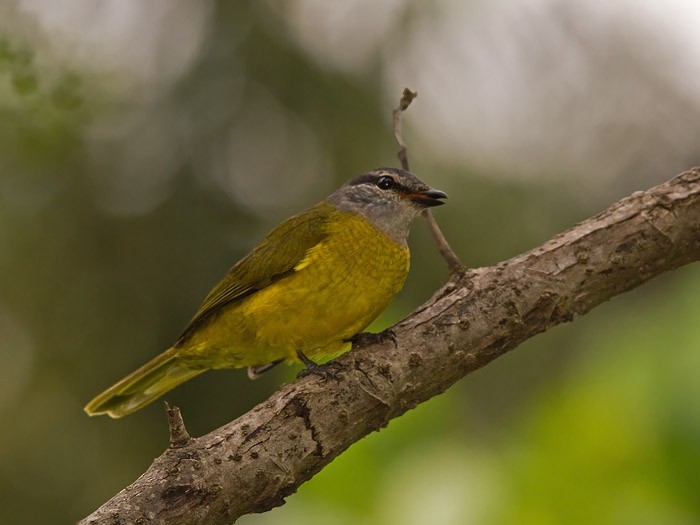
left=327, top=167, right=447, bottom=244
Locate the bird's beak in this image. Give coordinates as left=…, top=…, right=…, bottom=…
left=407, top=187, right=448, bottom=207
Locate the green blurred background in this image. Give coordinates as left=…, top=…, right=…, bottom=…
left=2, top=1, right=700, bottom=523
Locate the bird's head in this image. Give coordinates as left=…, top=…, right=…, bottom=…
left=328, top=168, right=447, bottom=244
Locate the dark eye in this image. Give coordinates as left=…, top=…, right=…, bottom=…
left=376, top=176, right=394, bottom=190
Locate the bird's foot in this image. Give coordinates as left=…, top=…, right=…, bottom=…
left=346, top=329, right=398, bottom=348
left=296, top=351, right=343, bottom=381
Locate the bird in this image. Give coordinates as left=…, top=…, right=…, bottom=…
left=84, top=167, right=447, bottom=418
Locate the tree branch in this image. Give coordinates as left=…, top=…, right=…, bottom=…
left=80, top=168, right=700, bottom=524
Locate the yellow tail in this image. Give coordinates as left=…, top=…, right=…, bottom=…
left=84, top=348, right=204, bottom=418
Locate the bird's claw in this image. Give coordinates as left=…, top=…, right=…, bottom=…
left=296, top=350, right=343, bottom=381
left=297, top=360, right=343, bottom=381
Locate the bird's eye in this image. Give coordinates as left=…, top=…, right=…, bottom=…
left=376, top=176, right=394, bottom=190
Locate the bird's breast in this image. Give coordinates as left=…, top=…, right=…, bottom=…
left=243, top=210, right=409, bottom=360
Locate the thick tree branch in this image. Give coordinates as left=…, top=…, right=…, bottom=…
left=81, top=168, right=700, bottom=524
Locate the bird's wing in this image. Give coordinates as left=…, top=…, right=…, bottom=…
left=176, top=202, right=334, bottom=344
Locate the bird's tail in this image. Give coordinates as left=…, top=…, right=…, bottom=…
left=84, top=347, right=204, bottom=418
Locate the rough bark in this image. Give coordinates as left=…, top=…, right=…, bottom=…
left=80, top=168, right=700, bottom=525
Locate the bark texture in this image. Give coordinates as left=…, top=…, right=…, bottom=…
left=81, top=168, right=700, bottom=525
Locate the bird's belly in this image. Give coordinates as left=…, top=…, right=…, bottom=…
left=180, top=217, right=409, bottom=368
left=244, top=238, right=409, bottom=363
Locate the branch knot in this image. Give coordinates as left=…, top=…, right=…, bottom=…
left=165, top=402, right=192, bottom=448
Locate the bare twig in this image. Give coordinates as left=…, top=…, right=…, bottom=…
left=393, top=88, right=417, bottom=171
left=80, top=168, right=700, bottom=525
left=421, top=211, right=465, bottom=274
left=392, top=88, right=465, bottom=274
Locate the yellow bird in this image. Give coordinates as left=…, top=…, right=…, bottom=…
left=84, top=168, right=447, bottom=418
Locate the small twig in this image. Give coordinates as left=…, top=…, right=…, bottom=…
left=164, top=401, right=192, bottom=448
left=421, top=210, right=464, bottom=274
left=393, top=88, right=417, bottom=171
left=392, top=88, right=465, bottom=275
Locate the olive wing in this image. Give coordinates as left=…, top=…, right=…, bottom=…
left=176, top=202, right=334, bottom=344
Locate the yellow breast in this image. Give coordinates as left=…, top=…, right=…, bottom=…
left=245, top=211, right=409, bottom=363
left=183, top=209, right=409, bottom=368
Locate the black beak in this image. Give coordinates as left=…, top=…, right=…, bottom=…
left=409, top=188, right=448, bottom=207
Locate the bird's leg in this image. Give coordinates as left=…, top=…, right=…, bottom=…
left=346, top=328, right=398, bottom=348
left=296, top=351, right=342, bottom=381
left=297, top=350, right=320, bottom=369
left=247, top=359, right=284, bottom=380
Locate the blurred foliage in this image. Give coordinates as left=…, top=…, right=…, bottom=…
left=1, top=1, right=699, bottom=524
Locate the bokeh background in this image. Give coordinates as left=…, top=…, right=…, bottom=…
left=2, top=1, right=700, bottom=523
